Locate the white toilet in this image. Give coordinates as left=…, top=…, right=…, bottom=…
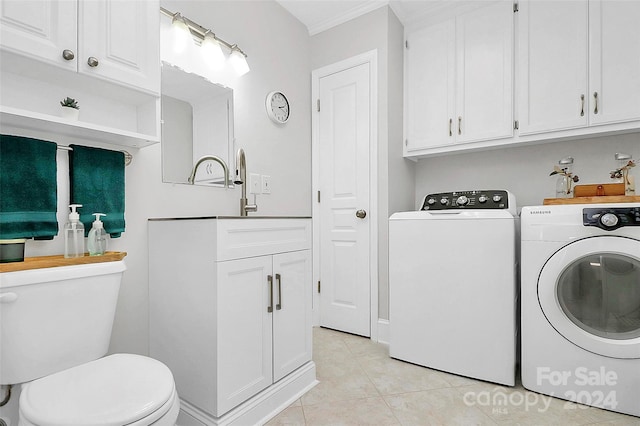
left=0, top=261, right=180, bottom=425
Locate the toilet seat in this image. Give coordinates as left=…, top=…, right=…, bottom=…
left=19, top=354, right=178, bottom=426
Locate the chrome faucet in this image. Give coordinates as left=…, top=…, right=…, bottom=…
left=188, top=155, right=230, bottom=187
left=234, top=148, right=258, bottom=216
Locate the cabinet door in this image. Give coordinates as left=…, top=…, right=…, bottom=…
left=404, top=19, right=455, bottom=152
left=216, top=256, right=273, bottom=416
left=456, top=1, right=513, bottom=143
left=0, top=0, right=77, bottom=70
left=272, top=250, right=312, bottom=382
left=79, top=0, right=160, bottom=94
left=589, top=0, right=640, bottom=125
left=518, top=0, right=588, bottom=134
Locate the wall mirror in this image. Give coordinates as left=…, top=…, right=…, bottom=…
left=161, top=61, right=235, bottom=186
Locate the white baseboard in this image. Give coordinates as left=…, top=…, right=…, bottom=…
left=377, top=319, right=390, bottom=345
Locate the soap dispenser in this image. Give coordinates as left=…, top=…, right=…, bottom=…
left=64, top=204, right=84, bottom=258
left=87, top=213, right=107, bottom=256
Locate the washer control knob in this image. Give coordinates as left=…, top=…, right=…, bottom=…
left=456, top=195, right=469, bottom=206
left=492, top=195, right=503, bottom=203
left=427, top=198, right=436, bottom=205
left=478, top=195, right=488, bottom=203
left=440, top=198, right=449, bottom=205
left=600, top=213, right=619, bottom=228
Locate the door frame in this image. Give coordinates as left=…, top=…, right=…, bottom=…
left=311, top=49, right=379, bottom=341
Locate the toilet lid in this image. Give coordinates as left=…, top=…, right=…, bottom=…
left=20, top=354, right=175, bottom=426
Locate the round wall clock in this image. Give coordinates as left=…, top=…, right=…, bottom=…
left=265, top=91, right=290, bottom=124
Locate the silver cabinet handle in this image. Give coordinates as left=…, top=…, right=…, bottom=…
left=449, top=118, right=453, bottom=136
left=356, top=209, right=367, bottom=219
left=580, top=94, right=585, bottom=117
left=593, top=92, right=598, bottom=114
left=0, top=293, right=18, bottom=304
left=267, top=275, right=273, bottom=313
left=275, top=273, right=282, bottom=310
left=458, top=116, right=462, bottom=135
left=62, top=49, right=75, bottom=61
left=87, top=56, right=99, bottom=67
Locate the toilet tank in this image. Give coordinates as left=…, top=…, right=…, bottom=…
left=0, top=261, right=126, bottom=385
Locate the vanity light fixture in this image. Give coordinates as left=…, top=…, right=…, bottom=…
left=161, top=7, right=250, bottom=76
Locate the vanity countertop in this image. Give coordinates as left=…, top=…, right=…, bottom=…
left=148, top=216, right=311, bottom=221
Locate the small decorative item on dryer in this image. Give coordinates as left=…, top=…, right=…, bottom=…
left=610, top=153, right=635, bottom=196
left=550, top=157, right=579, bottom=198
left=59, top=97, right=79, bottom=121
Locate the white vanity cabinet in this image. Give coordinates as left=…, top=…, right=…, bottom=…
left=0, top=0, right=160, bottom=147
left=404, top=1, right=513, bottom=155
left=517, top=0, right=640, bottom=135
left=148, top=218, right=316, bottom=424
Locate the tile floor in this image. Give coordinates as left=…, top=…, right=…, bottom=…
left=267, top=327, right=640, bottom=426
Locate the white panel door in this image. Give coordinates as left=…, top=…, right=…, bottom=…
left=0, top=0, right=77, bottom=70
left=272, top=250, right=312, bottom=382
left=79, top=0, right=160, bottom=94
left=319, top=62, right=371, bottom=337
left=456, top=1, right=513, bottom=143
left=518, top=0, right=588, bottom=134
left=404, top=19, right=455, bottom=151
left=216, top=256, right=273, bottom=416
left=589, top=0, right=640, bottom=125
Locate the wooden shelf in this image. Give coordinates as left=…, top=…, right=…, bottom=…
left=543, top=196, right=640, bottom=205
left=0, top=251, right=127, bottom=273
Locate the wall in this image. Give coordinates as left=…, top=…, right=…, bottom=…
left=20, top=0, right=311, bottom=355
left=415, top=133, right=639, bottom=209
left=310, top=6, right=414, bottom=323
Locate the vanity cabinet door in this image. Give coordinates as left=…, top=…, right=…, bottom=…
left=272, top=250, right=312, bottom=382
left=216, top=256, right=273, bottom=416
left=0, top=0, right=77, bottom=71
left=79, top=0, right=159, bottom=94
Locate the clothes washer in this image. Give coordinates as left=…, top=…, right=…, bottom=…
left=389, top=190, right=518, bottom=386
left=521, top=203, right=640, bottom=417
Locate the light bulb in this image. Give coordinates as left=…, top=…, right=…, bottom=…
left=202, top=31, right=225, bottom=70
left=171, top=13, right=191, bottom=53
left=229, top=47, right=250, bottom=76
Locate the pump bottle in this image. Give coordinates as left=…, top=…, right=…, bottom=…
left=87, top=213, right=107, bottom=256
left=64, top=204, right=84, bottom=258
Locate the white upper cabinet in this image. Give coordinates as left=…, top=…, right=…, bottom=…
left=518, top=0, right=640, bottom=134
left=588, top=0, right=640, bottom=126
left=404, top=1, right=513, bottom=155
left=1, top=0, right=159, bottom=95
left=0, top=0, right=77, bottom=71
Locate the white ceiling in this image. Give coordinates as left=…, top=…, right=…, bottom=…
left=275, top=0, right=455, bottom=35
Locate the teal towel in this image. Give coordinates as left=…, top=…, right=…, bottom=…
left=69, top=145, right=125, bottom=238
left=0, top=135, right=58, bottom=240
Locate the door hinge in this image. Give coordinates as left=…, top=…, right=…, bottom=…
left=513, top=2, right=519, bottom=12
left=316, top=99, right=320, bottom=112
left=405, top=40, right=409, bottom=49
left=405, top=139, right=408, bottom=146
left=317, top=280, right=321, bottom=293
left=514, top=120, right=519, bottom=130
left=317, top=190, right=321, bottom=203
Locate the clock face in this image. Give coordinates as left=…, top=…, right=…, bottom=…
left=266, top=91, right=290, bottom=123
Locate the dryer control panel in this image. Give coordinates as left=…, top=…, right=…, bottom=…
left=421, top=190, right=510, bottom=211
left=583, top=207, right=640, bottom=231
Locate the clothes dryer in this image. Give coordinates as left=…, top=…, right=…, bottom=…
left=521, top=203, right=640, bottom=417
left=389, top=190, right=518, bottom=386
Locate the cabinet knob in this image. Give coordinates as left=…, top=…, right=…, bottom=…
left=87, top=56, right=99, bottom=67
left=62, top=49, right=75, bottom=61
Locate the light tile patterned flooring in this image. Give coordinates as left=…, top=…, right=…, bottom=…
left=267, top=327, right=640, bottom=426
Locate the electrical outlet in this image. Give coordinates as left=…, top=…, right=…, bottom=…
left=262, top=175, right=271, bottom=194
left=249, top=173, right=261, bottom=194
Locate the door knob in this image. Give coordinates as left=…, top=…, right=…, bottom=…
left=87, top=57, right=99, bottom=67
left=356, top=209, right=367, bottom=219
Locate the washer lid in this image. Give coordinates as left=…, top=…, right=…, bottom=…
left=20, top=354, right=175, bottom=426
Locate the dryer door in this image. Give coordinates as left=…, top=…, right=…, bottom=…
left=538, top=236, right=640, bottom=359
